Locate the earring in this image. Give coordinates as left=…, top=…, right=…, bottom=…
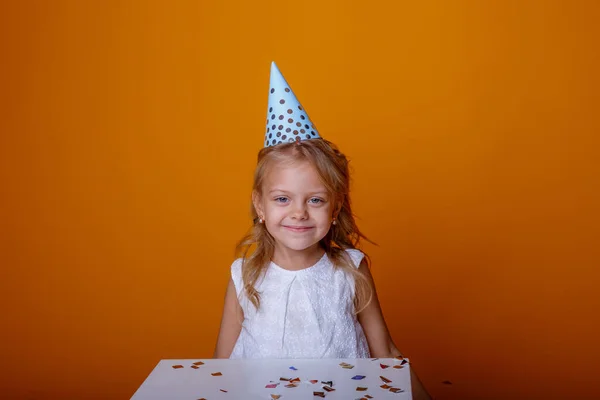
left=332, top=218, right=337, bottom=225
left=258, top=216, right=264, bottom=224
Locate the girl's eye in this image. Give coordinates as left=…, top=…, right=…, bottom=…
left=309, top=198, right=324, bottom=204
left=274, top=197, right=288, bottom=203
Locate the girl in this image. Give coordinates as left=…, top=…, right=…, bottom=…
left=214, top=62, right=430, bottom=400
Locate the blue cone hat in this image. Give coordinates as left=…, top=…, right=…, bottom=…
left=264, top=62, right=321, bottom=147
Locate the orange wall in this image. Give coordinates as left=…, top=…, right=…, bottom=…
left=1, top=1, right=598, bottom=399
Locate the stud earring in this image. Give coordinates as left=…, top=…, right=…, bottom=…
left=258, top=217, right=264, bottom=224
left=332, top=218, right=337, bottom=225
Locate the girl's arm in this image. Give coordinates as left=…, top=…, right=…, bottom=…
left=357, top=259, right=432, bottom=400
left=213, top=278, right=244, bottom=358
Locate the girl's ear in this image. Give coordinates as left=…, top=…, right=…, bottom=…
left=252, top=190, right=264, bottom=218
left=333, top=198, right=344, bottom=219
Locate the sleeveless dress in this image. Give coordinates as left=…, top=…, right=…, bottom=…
left=229, top=249, right=371, bottom=359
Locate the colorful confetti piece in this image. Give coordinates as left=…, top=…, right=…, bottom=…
left=323, top=386, right=335, bottom=392
left=393, top=365, right=404, bottom=369
left=357, top=387, right=368, bottom=391
left=172, top=365, right=184, bottom=369
left=193, top=361, right=205, bottom=366
left=271, top=395, right=281, bottom=400
left=381, top=384, right=391, bottom=389
left=314, top=392, right=325, bottom=398
left=211, top=372, right=223, bottom=376
left=352, top=375, right=366, bottom=380
left=266, top=383, right=278, bottom=389
left=380, top=363, right=390, bottom=369
left=220, top=389, right=228, bottom=393
left=380, top=376, right=392, bottom=383
left=289, top=366, right=298, bottom=370
left=390, top=387, right=405, bottom=393
left=191, top=365, right=199, bottom=369
left=309, top=380, right=318, bottom=384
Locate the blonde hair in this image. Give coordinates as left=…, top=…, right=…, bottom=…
left=236, top=139, right=373, bottom=313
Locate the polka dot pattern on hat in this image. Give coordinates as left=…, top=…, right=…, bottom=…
left=264, top=62, right=321, bottom=147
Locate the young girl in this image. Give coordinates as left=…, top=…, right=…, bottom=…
left=214, top=62, right=430, bottom=399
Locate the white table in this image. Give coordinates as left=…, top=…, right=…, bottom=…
left=132, top=357, right=412, bottom=400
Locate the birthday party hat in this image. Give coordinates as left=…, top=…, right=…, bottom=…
left=264, top=62, right=321, bottom=147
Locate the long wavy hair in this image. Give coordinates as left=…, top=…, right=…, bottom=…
left=236, top=138, right=373, bottom=313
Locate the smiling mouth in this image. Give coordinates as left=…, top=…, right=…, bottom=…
left=283, top=225, right=314, bottom=232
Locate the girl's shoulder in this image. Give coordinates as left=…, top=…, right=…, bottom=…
left=343, top=248, right=365, bottom=269
left=229, top=258, right=245, bottom=295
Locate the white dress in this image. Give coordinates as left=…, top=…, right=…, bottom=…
left=229, top=249, right=371, bottom=359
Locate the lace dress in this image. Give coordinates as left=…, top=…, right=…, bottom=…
left=229, top=249, right=370, bottom=359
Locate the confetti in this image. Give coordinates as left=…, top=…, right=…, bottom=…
left=191, top=365, right=199, bottom=369
left=285, top=383, right=298, bottom=388
left=380, top=376, right=392, bottom=383
left=266, top=383, right=278, bottom=389
left=390, top=388, right=405, bottom=393
left=290, top=378, right=301, bottom=383
left=220, top=389, right=228, bottom=393
left=321, top=381, right=333, bottom=387
left=381, top=384, right=391, bottom=389
left=393, top=365, right=404, bottom=369
left=309, top=380, right=319, bottom=384
left=323, top=386, right=335, bottom=392
left=271, top=395, right=281, bottom=400
left=289, top=366, right=298, bottom=370
left=356, top=387, right=368, bottom=391
left=280, top=377, right=291, bottom=381
left=342, top=365, right=355, bottom=369
left=400, top=359, right=408, bottom=365
left=380, top=363, right=390, bottom=369
left=211, top=372, right=223, bottom=376
left=172, top=365, right=184, bottom=369
left=314, top=392, right=325, bottom=398
left=366, top=396, right=374, bottom=399
left=352, top=375, right=366, bottom=380
left=193, top=361, right=205, bottom=366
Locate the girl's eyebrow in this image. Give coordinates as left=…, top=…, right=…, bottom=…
left=268, top=189, right=328, bottom=196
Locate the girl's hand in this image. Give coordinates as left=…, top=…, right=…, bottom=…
left=213, top=278, right=243, bottom=358
left=357, top=260, right=432, bottom=400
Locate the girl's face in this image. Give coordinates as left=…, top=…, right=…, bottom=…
left=254, top=160, right=334, bottom=254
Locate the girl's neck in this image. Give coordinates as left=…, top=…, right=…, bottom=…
left=271, top=243, right=325, bottom=271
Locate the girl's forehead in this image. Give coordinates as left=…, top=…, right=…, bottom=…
left=263, top=160, right=327, bottom=190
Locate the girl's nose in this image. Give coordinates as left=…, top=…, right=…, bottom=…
left=291, top=203, right=308, bottom=219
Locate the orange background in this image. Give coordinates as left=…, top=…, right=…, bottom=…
left=1, top=1, right=599, bottom=399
